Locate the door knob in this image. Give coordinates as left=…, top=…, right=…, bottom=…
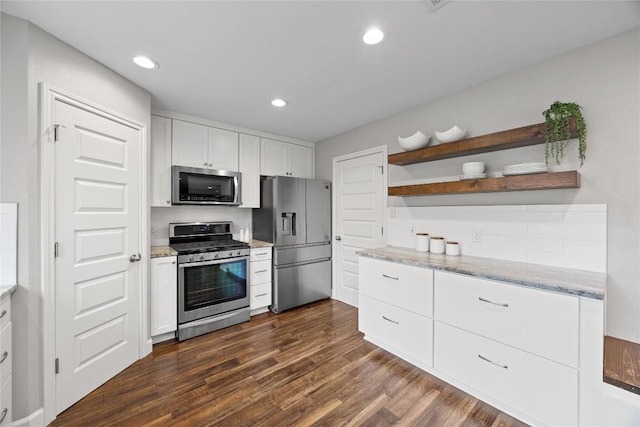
left=335, top=236, right=342, bottom=241
left=129, top=253, right=142, bottom=262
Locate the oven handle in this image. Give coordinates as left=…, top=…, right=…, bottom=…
left=179, top=255, right=250, bottom=268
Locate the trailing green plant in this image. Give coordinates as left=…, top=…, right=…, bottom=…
left=542, top=101, right=587, bottom=167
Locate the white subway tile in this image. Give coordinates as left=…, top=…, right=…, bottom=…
left=525, top=212, right=564, bottom=224
left=527, top=204, right=606, bottom=212
left=525, top=238, right=563, bottom=252
left=527, top=224, right=606, bottom=242
left=563, top=211, right=607, bottom=226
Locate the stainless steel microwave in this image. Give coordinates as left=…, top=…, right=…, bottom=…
left=171, top=166, right=242, bottom=205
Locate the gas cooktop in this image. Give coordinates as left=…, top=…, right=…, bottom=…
left=170, top=239, right=248, bottom=254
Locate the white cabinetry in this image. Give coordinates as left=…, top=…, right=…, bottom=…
left=260, top=138, right=313, bottom=178
left=239, top=134, right=260, bottom=208
left=172, top=119, right=239, bottom=171
left=250, top=247, right=272, bottom=314
left=358, top=257, right=434, bottom=369
left=0, top=293, right=11, bottom=426
left=150, top=256, right=177, bottom=340
left=150, top=115, right=173, bottom=207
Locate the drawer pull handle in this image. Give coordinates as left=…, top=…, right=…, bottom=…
left=382, top=274, right=399, bottom=281
left=478, top=297, right=509, bottom=308
left=0, top=408, right=7, bottom=424
left=255, top=269, right=268, bottom=274
left=256, top=293, right=268, bottom=297
left=478, top=354, right=508, bottom=369
left=0, top=352, right=7, bottom=365
left=255, top=253, right=268, bottom=256
left=0, top=310, right=6, bottom=320
left=382, top=315, right=399, bottom=325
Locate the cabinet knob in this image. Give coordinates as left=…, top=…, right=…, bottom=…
left=204, top=162, right=208, bottom=166
left=166, top=200, right=170, bottom=205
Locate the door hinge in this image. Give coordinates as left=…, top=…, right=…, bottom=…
left=55, top=358, right=59, bottom=374
left=54, top=242, right=59, bottom=258
left=381, top=226, right=384, bottom=235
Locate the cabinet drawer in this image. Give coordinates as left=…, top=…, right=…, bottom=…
left=0, top=323, right=10, bottom=386
left=0, top=296, right=10, bottom=331
left=359, top=257, right=433, bottom=318
left=250, top=283, right=271, bottom=310
left=359, top=294, right=433, bottom=368
left=434, top=322, right=577, bottom=427
left=250, top=248, right=272, bottom=262
left=250, top=260, right=272, bottom=285
left=434, top=271, right=579, bottom=367
left=0, top=375, right=10, bottom=425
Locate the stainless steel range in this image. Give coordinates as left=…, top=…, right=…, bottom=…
left=169, top=221, right=250, bottom=341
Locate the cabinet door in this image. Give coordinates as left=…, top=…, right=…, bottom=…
left=289, top=143, right=314, bottom=178
left=172, top=120, right=208, bottom=168
left=208, top=127, right=239, bottom=171
left=150, top=257, right=177, bottom=336
left=150, top=116, right=172, bottom=207
left=239, top=134, right=260, bottom=208
left=260, top=138, right=288, bottom=176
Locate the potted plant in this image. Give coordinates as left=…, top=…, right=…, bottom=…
left=542, top=101, right=587, bottom=166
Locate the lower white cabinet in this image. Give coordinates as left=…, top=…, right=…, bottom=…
left=358, top=257, right=434, bottom=369
left=435, top=322, right=578, bottom=426
left=150, top=256, right=177, bottom=337
left=250, top=247, right=272, bottom=313
left=358, top=255, right=603, bottom=427
left=0, top=292, right=12, bottom=426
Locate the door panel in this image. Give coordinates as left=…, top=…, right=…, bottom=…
left=305, top=179, right=331, bottom=244
left=273, top=259, right=331, bottom=313
left=208, top=127, right=239, bottom=171
left=54, top=100, right=140, bottom=414
left=334, top=151, right=385, bottom=307
left=172, top=119, right=208, bottom=168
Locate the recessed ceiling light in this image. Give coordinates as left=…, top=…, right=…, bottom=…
left=133, top=55, right=158, bottom=69
left=363, top=28, right=384, bottom=45
left=271, top=98, right=287, bottom=107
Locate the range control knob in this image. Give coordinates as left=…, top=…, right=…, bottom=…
left=236, top=251, right=241, bottom=256
left=228, top=251, right=233, bottom=257
left=188, top=256, right=195, bottom=262
left=214, top=253, right=219, bottom=259
left=199, top=255, right=205, bottom=261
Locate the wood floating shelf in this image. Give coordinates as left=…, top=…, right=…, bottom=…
left=388, top=121, right=578, bottom=166
left=388, top=171, right=580, bottom=197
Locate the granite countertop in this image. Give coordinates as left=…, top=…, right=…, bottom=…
left=358, top=246, right=607, bottom=300
left=150, top=246, right=178, bottom=258
left=249, top=239, right=273, bottom=248
left=0, top=284, right=18, bottom=298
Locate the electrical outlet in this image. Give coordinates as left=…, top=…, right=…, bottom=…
left=409, top=226, right=415, bottom=236
left=472, top=229, right=482, bottom=243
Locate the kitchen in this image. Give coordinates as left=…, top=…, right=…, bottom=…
left=1, top=1, right=639, bottom=426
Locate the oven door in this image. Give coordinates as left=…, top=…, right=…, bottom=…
left=178, top=255, right=250, bottom=324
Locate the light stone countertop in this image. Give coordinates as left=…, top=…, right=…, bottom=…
left=0, top=284, right=18, bottom=298
left=248, top=239, right=273, bottom=248
left=150, top=246, right=178, bottom=258
left=358, top=246, right=607, bottom=300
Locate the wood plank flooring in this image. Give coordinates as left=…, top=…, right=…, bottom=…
left=604, top=335, right=640, bottom=395
left=51, top=299, right=527, bottom=427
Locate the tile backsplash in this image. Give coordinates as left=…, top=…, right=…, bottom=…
left=387, top=204, right=607, bottom=272
left=0, top=203, right=17, bottom=286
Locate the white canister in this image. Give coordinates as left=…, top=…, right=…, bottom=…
left=430, top=236, right=445, bottom=254
left=446, top=241, right=460, bottom=256
left=239, top=228, right=247, bottom=242
left=415, top=233, right=430, bottom=252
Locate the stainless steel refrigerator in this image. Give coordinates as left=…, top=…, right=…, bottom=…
left=252, top=176, right=332, bottom=313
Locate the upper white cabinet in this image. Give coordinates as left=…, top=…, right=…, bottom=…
left=172, top=119, right=239, bottom=171
left=239, top=134, right=260, bottom=208
left=261, top=138, right=313, bottom=178
left=150, top=115, right=172, bottom=207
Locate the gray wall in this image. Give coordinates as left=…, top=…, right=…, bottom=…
left=1, top=13, right=151, bottom=419
left=316, top=28, right=640, bottom=343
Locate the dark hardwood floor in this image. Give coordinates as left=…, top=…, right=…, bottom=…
left=51, top=299, right=526, bottom=426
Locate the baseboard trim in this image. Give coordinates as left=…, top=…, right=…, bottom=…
left=12, top=408, right=45, bottom=427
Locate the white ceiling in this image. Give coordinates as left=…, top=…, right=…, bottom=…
left=2, top=1, right=639, bottom=142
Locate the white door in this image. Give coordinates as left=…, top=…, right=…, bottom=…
left=54, top=100, right=141, bottom=414
left=150, top=115, right=172, bottom=207
left=239, top=133, right=260, bottom=208
left=333, top=150, right=386, bottom=307
left=150, top=256, right=177, bottom=337
left=289, top=144, right=314, bottom=178
left=261, top=138, right=288, bottom=176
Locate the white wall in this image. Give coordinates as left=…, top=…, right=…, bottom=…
left=1, top=13, right=151, bottom=419
left=315, top=28, right=640, bottom=342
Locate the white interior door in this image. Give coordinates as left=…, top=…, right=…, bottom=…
left=333, top=150, right=385, bottom=307
left=54, top=99, right=141, bottom=414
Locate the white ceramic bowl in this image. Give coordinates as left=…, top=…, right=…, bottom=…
left=435, top=125, right=466, bottom=143
left=398, top=131, right=431, bottom=151
left=462, top=161, right=485, bottom=175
